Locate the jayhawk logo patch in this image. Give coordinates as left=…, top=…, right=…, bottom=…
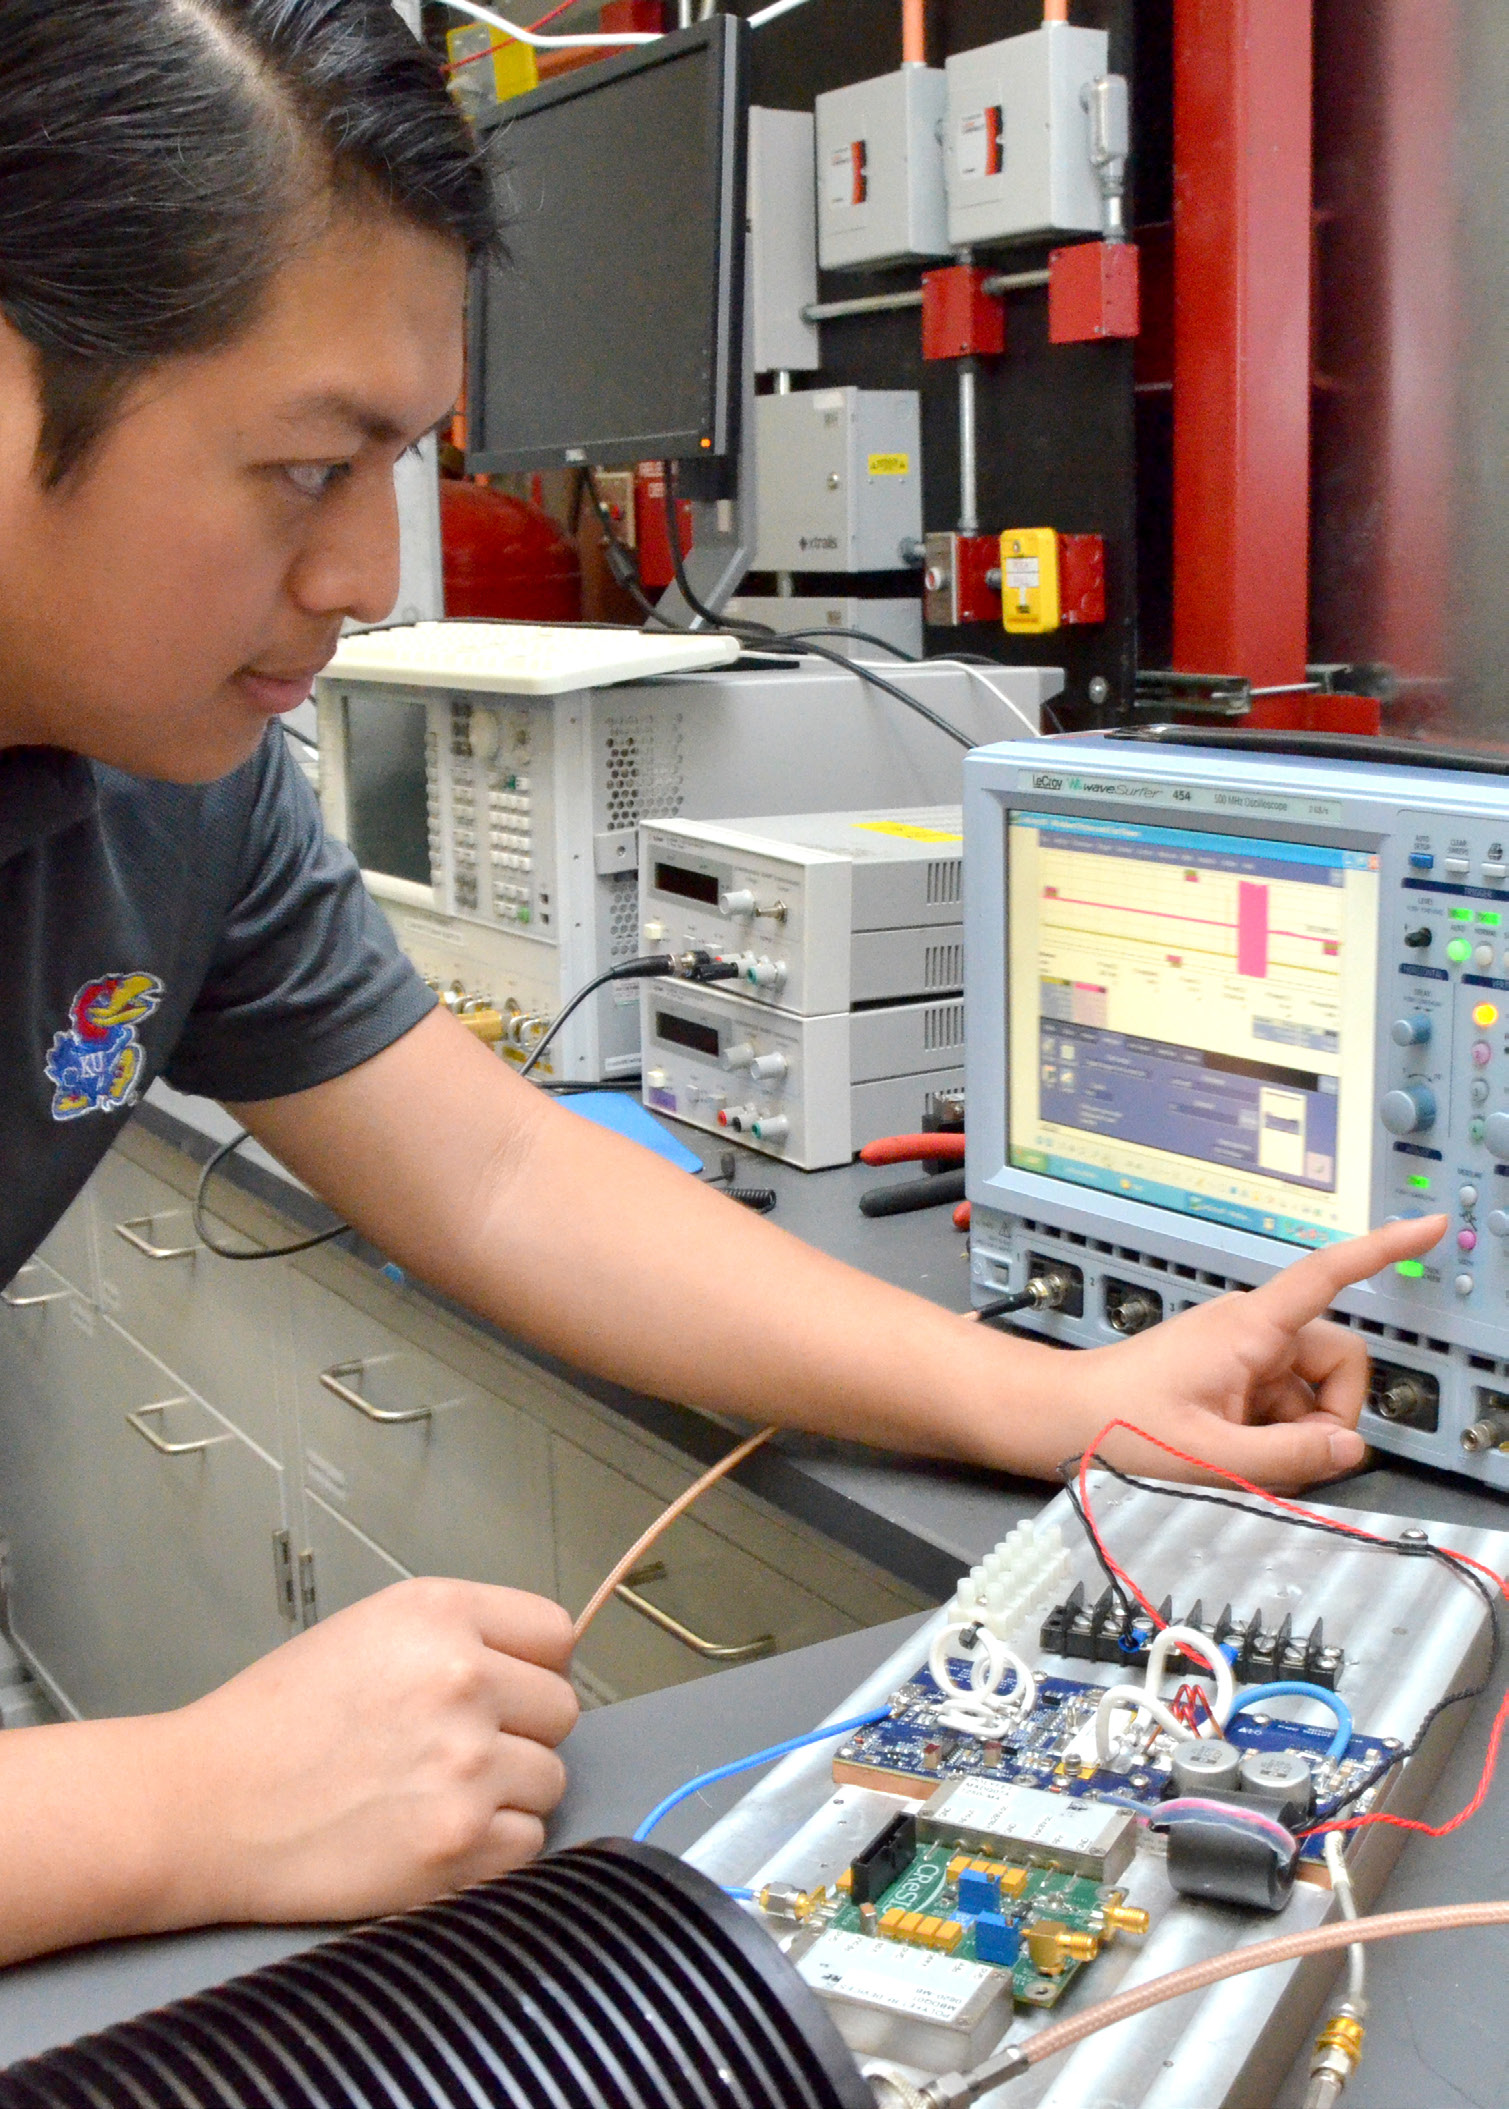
left=45, top=973, right=164, bottom=1121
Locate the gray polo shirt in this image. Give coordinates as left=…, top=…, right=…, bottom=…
left=1, top=730, right=436, bottom=1289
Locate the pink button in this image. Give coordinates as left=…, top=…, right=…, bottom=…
left=1475, top=1041, right=1494, bottom=1065
left=1459, top=1228, right=1479, bottom=1251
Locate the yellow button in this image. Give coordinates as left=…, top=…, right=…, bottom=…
left=1475, top=1003, right=1499, bottom=1027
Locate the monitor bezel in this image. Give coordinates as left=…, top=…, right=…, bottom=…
left=465, top=17, right=749, bottom=474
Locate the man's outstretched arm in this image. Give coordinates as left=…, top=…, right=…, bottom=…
left=234, top=1006, right=1447, bottom=1491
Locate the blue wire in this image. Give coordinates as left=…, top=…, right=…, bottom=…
left=631, top=1706, right=891, bottom=1843
left=723, top=1886, right=755, bottom=1901
left=1226, top=1682, right=1354, bottom=1762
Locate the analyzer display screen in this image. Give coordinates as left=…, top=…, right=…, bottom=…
left=1007, top=814, right=1380, bottom=1246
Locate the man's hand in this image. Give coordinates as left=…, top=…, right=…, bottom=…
left=158, top=1579, right=579, bottom=1927
left=1059, top=1214, right=1449, bottom=1491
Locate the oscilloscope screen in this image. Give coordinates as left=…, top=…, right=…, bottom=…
left=1006, top=813, right=1380, bottom=1247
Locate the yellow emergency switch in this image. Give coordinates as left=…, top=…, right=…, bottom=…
left=1000, top=529, right=1061, bottom=634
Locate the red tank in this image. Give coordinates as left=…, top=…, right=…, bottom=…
left=440, top=480, right=582, bottom=622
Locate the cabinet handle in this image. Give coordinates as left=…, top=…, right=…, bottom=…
left=114, top=1216, right=199, bottom=1262
left=2, top=1266, right=70, bottom=1309
left=319, top=1359, right=434, bottom=1425
left=613, top=1580, right=776, bottom=1665
left=125, top=1399, right=235, bottom=1456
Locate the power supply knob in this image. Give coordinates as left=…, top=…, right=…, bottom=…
left=746, top=957, right=788, bottom=990
left=747, top=1052, right=788, bottom=1081
left=1379, top=1086, right=1437, bottom=1136
left=1484, top=1111, right=1509, bottom=1159
left=720, top=1041, right=757, bottom=1072
left=1390, top=1015, right=1432, bottom=1047
left=719, top=889, right=757, bottom=918
left=751, top=1114, right=790, bottom=1144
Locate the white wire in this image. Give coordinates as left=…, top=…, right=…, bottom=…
left=1323, top=1832, right=1368, bottom=2012
left=1094, top=1683, right=1196, bottom=1765
left=923, top=660, right=1044, bottom=741
left=443, top=0, right=660, bottom=48
left=929, top=1622, right=1037, bottom=1736
left=748, top=0, right=821, bottom=25
left=1144, top=1623, right=1235, bottom=1731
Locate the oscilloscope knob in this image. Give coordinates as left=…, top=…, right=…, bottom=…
left=1379, top=1086, right=1437, bottom=1137
left=1390, top=1015, right=1432, bottom=1047
left=1483, top=1111, right=1509, bottom=1159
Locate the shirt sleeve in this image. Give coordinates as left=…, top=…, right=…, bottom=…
left=162, top=729, right=437, bottom=1103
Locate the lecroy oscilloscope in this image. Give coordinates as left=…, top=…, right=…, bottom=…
left=963, top=732, right=1509, bottom=1485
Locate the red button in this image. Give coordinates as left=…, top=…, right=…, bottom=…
left=1459, top=1229, right=1479, bottom=1252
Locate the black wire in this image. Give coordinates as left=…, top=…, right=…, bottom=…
left=660, top=464, right=974, bottom=753
left=783, top=627, right=922, bottom=661
left=520, top=953, right=675, bottom=1079
left=975, top=1288, right=1037, bottom=1323
left=582, top=468, right=678, bottom=630
left=1059, top=1449, right=1502, bottom=1825
left=194, top=1131, right=350, bottom=1262
left=280, top=722, right=319, bottom=751
left=707, top=1153, right=777, bottom=1214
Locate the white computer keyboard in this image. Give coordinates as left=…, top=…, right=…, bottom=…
left=327, top=620, right=743, bottom=695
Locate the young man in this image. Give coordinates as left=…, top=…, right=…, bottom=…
left=0, top=0, right=1440, bottom=1966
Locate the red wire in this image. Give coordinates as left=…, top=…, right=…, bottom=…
left=1076, top=1418, right=1509, bottom=1844
left=441, top=0, right=577, bottom=72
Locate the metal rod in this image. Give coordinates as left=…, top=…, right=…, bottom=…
left=800, top=289, right=925, bottom=322
left=980, top=267, right=1051, bottom=296
left=957, top=358, right=979, bottom=534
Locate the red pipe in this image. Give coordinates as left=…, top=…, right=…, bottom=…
left=1172, top=0, right=1313, bottom=702
left=901, top=0, right=925, bottom=65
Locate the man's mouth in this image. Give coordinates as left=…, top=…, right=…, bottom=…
left=232, top=665, right=329, bottom=714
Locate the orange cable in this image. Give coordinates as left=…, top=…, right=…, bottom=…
left=573, top=1425, right=778, bottom=1641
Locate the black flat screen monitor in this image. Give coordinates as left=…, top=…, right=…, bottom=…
left=467, top=18, right=748, bottom=474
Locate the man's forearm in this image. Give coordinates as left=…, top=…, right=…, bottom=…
left=233, top=1012, right=1080, bottom=1474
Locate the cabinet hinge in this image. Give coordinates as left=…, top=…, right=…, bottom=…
left=272, top=1530, right=296, bottom=1623
left=297, top=1549, right=319, bottom=1628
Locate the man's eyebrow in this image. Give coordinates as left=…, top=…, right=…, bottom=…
left=276, top=393, right=458, bottom=447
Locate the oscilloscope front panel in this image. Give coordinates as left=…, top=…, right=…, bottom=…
left=963, top=736, right=1509, bottom=1483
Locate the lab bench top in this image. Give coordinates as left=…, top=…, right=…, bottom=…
left=1, top=1084, right=1506, bottom=2101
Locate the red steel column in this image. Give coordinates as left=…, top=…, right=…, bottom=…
left=1172, top=0, right=1313, bottom=696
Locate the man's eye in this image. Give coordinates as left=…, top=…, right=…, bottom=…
left=284, top=461, right=351, bottom=499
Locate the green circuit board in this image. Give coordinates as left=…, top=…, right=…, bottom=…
left=828, top=1843, right=1116, bottom=2008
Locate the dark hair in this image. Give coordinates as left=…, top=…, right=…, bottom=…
left=0, top=0, right=499, bottom=483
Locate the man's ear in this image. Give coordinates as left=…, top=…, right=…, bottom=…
left=0, top=314, right=45, bottom=497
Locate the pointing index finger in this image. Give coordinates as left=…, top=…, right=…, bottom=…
left=1245, top=1216, right=1448, bottom=1335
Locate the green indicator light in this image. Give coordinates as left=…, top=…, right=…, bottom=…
left=1448, top=938, right=1472, bottom=963
left=1471, top=1116, right=1487, bottom=1143
left=1481, top=912, right=1504, bottom=927
left=1408, top=1173, right=1433, bottom=1190
left=1450, top=906, right=1473, bottom=922
left=1396, top=1259, right=1426, bottom=1279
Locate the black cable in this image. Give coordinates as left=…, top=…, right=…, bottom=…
left=520, top=953, right=676, bottom=1079
left=975, top=1287, right=1039, bottom=1322
left=194, top=1131, right=350, bottom=1262
left=783, top=627, right=921, bottom=661
left=708, top=1152, right=777, bottom=1214
left=1059, top=1449, right=1502, bottom=1824
left=280, top=721, right=319, bottom=751
left=582, top=468, right=678, bottom=630
left=660, top=464, right=974, bottom=752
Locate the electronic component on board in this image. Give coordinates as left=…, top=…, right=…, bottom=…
left=1039, top=1584, right=1346, bottom=1689
left=916, top=1778, right=1137, bottom=1884
left=848, top=1810, right=919, bottom=1907
left=1163, top=1815, right=1300, bottom=1914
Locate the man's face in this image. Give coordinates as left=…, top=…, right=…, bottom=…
left=0, top=207, right=466, bottom=783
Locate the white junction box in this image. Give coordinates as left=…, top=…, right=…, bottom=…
left=814, top=65, right=951, bottom=272
left=944, top=23, right=1108, bottom=248
left=753, top=389, right=922, bottom=573
left=318, top=653, right=1059, bottom=1081
left=722, top=596, right=923, bottom=662
left=640, top=807, right=963, bottom=1015
left=749, top=108, right=820, bottom=375
left=794, top=1929, right=1010, bottom=2069
left=641, top=979, right=966, bottom=1168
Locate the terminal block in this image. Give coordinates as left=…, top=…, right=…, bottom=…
left=1039, top=1583, right=1345, bottom=1691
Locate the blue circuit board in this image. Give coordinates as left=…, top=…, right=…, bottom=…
left=831, top=1663, right=1398, bottom=1859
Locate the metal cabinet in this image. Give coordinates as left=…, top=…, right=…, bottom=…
left=300, top=1492, right=411, bottom=1623
left=91, top=1152, right=289, bottom=1463
left=288, top=1271, right=555, bottom=1600
left=0, top=1273, right=290, bottom=1718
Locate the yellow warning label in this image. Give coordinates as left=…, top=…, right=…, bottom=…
left=867, top=453, right=911, bottom=478
left=855, top=821, right=963, bottom=844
